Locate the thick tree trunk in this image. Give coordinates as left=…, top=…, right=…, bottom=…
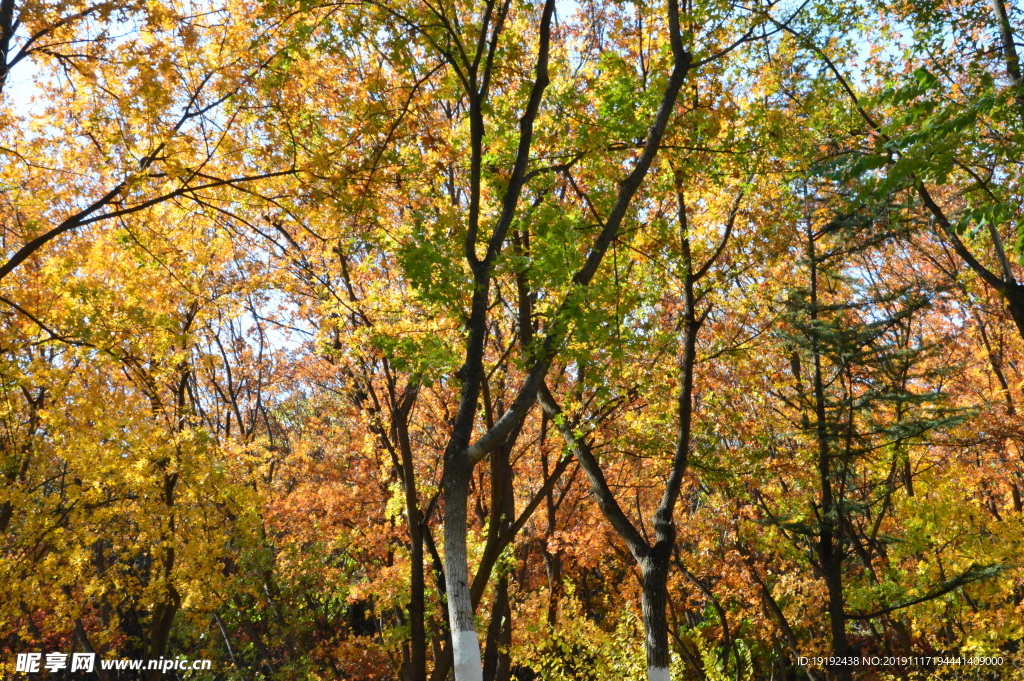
left=640, top=550, right=672, bottom=681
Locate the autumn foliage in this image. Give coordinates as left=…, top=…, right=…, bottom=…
left=1, top=0, right=1023, bottom=680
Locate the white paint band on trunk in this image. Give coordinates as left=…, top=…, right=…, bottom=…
left=452, top=628, right=483, bottom=681
left=648, top=665, right=671, bottom=681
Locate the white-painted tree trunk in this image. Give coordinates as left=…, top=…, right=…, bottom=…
left=452, top=629, right=484, bottom=681
left=444, top=464, right=484, bottom=681
left=648, top=665, right=671, bottom=681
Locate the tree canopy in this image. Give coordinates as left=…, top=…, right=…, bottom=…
left=1, top=0, right=1023, bottom=680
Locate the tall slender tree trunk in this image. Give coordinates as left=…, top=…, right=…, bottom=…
left=405, top=511, right=427, bottom=681
left=443, top=461, right=484, bottom=681
left=482, top=575, right=512, bottom=681
left=396, top=403, right=428, bottom=681
left=483, top=437, right=515, bottom=681
left=542, top=437, right=563, bottom=628
left=807, top=222, right=851, bottom=681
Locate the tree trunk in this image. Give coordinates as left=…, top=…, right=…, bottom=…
left=819, top=531, right=851, bottom=681
left=543, top=547, right=561, bottom=627
left=443, top=461, right=484, bottom=681
left=807, top=223, right=851, bottom=681
left=640, top=549, right=672, bottom=681
left=0, top=0, right=15, bottom=95
left=405, top=515, right=427, bottom=681
left=146, top=472, right=181, bottom=681
left=396, top=403, right=428, bottom=681
left=1004, top=284, right=1024, bottom=342
left=991, top=0, right=1024, bottom=115
left=482, top=574, right=512, bottom=681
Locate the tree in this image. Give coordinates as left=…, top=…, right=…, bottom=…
left=245, top=0, right=699, bottom=677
